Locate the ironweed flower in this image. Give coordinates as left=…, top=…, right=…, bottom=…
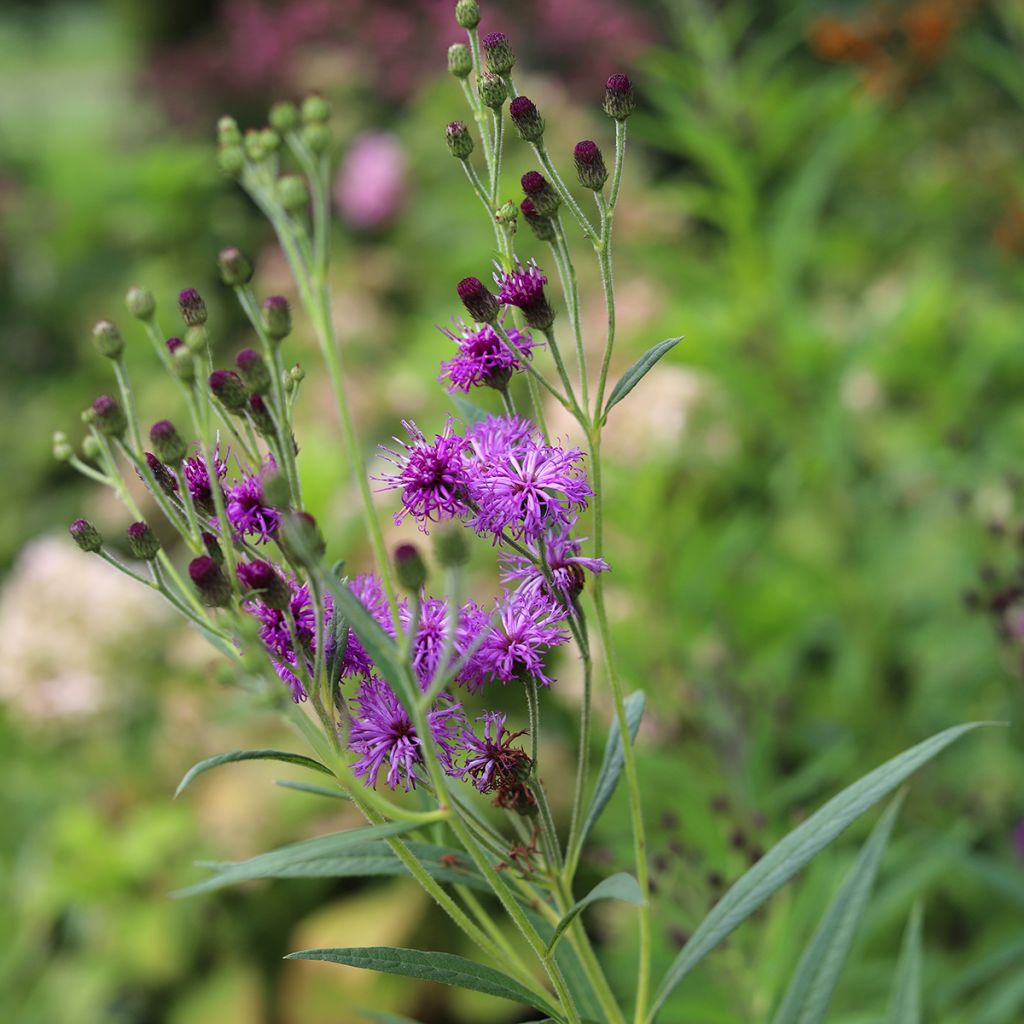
left=183, top=449, right=227, bottom=513
left=499, top=523, right=609, bottom=604
left=226, top=461, right=281, bottom=544
left=452, top=712, right=532, bottom=795
left=438, top=319, right=535, bottom=393
left=494, top=258, right=555, bottom=331
left=472, top=590, right=570, bottom=687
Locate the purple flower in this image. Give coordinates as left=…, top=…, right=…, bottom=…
left=438, top=319, right=535, bottom=393
left=473, top=590, right=570, bottom=687
left=451, top=712, right=531, bottom=794
left=494, top=257, right=547, bottom=308
left=226, top=462, right=281, bottom=543
left=375, top=418, right=471, bottom=529
left=334, top=131, right=407, bottom=230
left=183, top=449, right=227, bottom=510
left=499, top=523, right=609, bottom=605
left=465, top=414, right=538, bottom=462
left=341, top=573, right=396, bottom=678
left=350, top=676, right=463, bottom=791
left=468, top=436, right=593, bottom=542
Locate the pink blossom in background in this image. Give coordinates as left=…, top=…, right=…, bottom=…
left=334, top=132, right=408, bottom=230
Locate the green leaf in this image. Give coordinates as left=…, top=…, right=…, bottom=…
left=286, top=947, right=562, bottom=1019
left=174, top=749, right=332, bottom=797
left=360, top=1012, right=426, bottom=1024
left=452, top=394, right=492, bottom=425
left=886, top=903, right=923, bottom=1024
left=603, top=337, right=682, bottom=418
left=649, top=722, right=995, bottom=1021
left=579, top=691, right=646, bottom=846
left=546, top=873, right=645, bottom=953
left=273, top=779, right=349, bottom=800
left=771, top=795, right=903, bottom=1024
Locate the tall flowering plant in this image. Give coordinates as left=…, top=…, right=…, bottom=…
left=55, top=2, right=996, bottom=1021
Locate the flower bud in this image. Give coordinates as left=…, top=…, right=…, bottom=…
left=455, top=0, right=480, bottom=29
left=145, top=451, right=179, bottom=497
left=302, top=122, right=330, bottom=154
left=92, top=320, right=124, bottom=359
left=209, top=370, right=248, bottom=413
left=178, top=288, right=207, bottom=327
left=509, top=95, right=544, bottom=142
left=235, top=348, right=271, bottom=394
left=262, top=469, right=291, bottom=509
left=236, top=559, right=290, bottom=609
left=520, top=198, right=556, bottom=242
left=69, top=518, right=102, bottom=553
left=52, top=431, right=73, bottom=463
left=433, top=523, right=469, bottom=568
left=247, top=393, right=276, bottom=436
left=277, top=174, right=309, bottom=212
left=281, top=511, right=326, bottom=564
left=448, top=42, right=472, bottom=78
left=218, top=247, right=253, bottom=286
left=457, top=277, right=500, bottom=324
left=219, top=145, right=245, bottom=176
left=172, top=345, right=195, bottom=382
left=521, top=170, right=561, bottom=217
left=89, top=394, right=127, bottom=438
left=125, top=286, right=156, bottom=322
left=185, top=325, right=208, bottom=355
left=201, top=531, right=223, bottom=565
left=573, top=140, right=608, bottom=191
left=394, top=543, right=428, bottom=592
left=260, top=128, right=281, bottom=154
left=166, top=336, right=184, bottom=355
left=244, top=129, right=267, bottom=162
left=149, top=420, right=187, bottom=464
left=127, top=521, right=160, bottom=561
left=478, top=72, right=507, bottom=110
left=520, top=294, right=555, bottom=331
left=445, top=121, right=474, bottom=161
left=287, top=363, right=305, bottom=387
left=495, top=199, right=518, bottom=237
left=603, top=73, right=636, bottom=121
left=262, top=296, right=292, bottom=341
left=301, top=94, right=330, bottom=124
left=269, top=100, right=299, bottom=133
left=482, top=31, right=515, bottom=75
left=81, top=435, right=102, bottom=462
left=190, top=555, right=232, bottom=608
left=217, top=115, right=242, bottom=146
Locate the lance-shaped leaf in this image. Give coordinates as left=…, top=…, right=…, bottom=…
left=546, top=873, right=645, bottom=953
left=579, top=691, right=646, bottom=847
left=174, top=749, right=331, bottom=797
left=885, top=903, right=923, bottom=1024
left=273, top=779, right=349, bottom=800
left=771, top=794, right=903, bottom=1024
left=648, top=722, right=995, bottom=1021
left=603, top=336, right=682, bottom=418
left=286, top=947, right=562, bottom=1019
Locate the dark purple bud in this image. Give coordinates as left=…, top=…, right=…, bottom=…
left=208, top=369, right=248, bottom=413
left=144, top=451, right=179, bottom=496
left=218, top=247, right=253, bottom=286
left=247, top=393, right=275, bottom=436
left=457, top=277, right=500, bottom=324
left=509, top=95, right=544, bottom=142
left=235, top=347, right=271, bottom=394
left=189, top=555, right=232, bottom=608
left=482, top=31, right=515, bottom=74
left=149, top=420, right=187, bottom=464
left=236, top=559, right=290, bottom=609
left=603, top=73, right=636, bottom=121
left=87, top=394, right=127, bottom=438
left=201, top=531, right=224, bottom=564
left=69, top=518, right=102, bottom=553
left=262, top=295, right=291, bottom=341
left=127, top=520, right=160, bottom=561
left=166, top=336, right=184, bottom=354
left=446, top=120, right=474, bottom=161
left=394, top=542, right=428, bottom=592
left=573, top=140, right=608, bottom=191
left=178, top=288, right=207, bottom=327
left=520, top=198, right=556, bottom=242
left=521, top=170, right=560, bottom=217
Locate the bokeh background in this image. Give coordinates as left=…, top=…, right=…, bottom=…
left=3, top=0, right=1024, bottom=1021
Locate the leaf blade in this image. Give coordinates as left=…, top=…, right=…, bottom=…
left=886, top=903, right=923, bottom=1024
left=603, top=336, right=682, bottom=418
left=546, top=873, right=645, bottom=953
left=174, top=749, right=331, bottom=798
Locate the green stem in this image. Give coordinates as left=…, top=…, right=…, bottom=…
left=550, top=217, right=590, bottom=418
left=593, top=195, right=618, bottom=417
left=533, top=143, right=598, bottom=242
left=491, top=107, right=505, bottom=207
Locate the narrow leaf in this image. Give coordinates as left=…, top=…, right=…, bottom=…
left=360, top=1012, right=426, bottom=1024
left=286, top=947, right=561, bottom=1018
left=174, top=749, right=331, bottom=797
left=546, top=873, right=645, bottom=953
left=580, top=691, right=646, bottom=846
left=649, top=722, right=995, bottom=1021
left=452, top=394, right=492, bottom=425
left=771, top=794, right=903, bottom=1024
left=273, top=779, right=349, bottom=800
left=886, top=903, right=923, bottom=1024
left=603, top=336, right=682, bottom=417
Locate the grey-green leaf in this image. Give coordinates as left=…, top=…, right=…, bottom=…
left=174, top=749, right=332, bottom=797
left=603, top=336, right=682, bottom=418
left=273, top=779, right=349, bottom=800
left=886, top=903, right=923, bottom=1024
left=452, top=394, right=492, bottom=425
left=580, top=691, right=646, bottom=846
left=771, top=795, right=903, bottom=1024
left=649, top=722, right=994, bottom=1021
left=286, top=947, right=562, bottom=1019
left=546, top=872, right=645, bottom=953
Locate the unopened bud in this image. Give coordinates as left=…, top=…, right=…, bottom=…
left=185, top=325, right=208, bottom=355
left=573, top=140, right=608, bottom=191
left=190, top=555, right=232, bottom=608
left=446, top=121, right=474, bottom=161
left=433, top=523, right=469, bottom=568
left=217, top=115, right=242, bottom=146
left=219, top=145, right=245, bottom=176
left=145, top=451, right=179, bottom=497
left=603, top=73, right=636, bottom=121
left=149, top=420, right=187, bottom=464
left=89, top=395, right=127, bottom=438
left=262, top=470, right=291, bottom=509
left=478, top=72, right=507, bottom=110
left=260, top=128, right=281, bottom=153
left=520, top=198, right=555, bottom=242
left=302, top=123, right=330, bottom=154
left=70, top=518, right=103, bottom=553
left=247, top=393, right=276, bottom=436
left=482, top=31, right=515, bottom=75
left=218, top=247, right=253, bottom=287
left=509, top=95, right=544, bottom=142
left=448, top=43, right=472, bottom=78
left=127, top=521, right=160, bottom=561
left=235, top=348, right=271, bottom=394
left=301, top=94, right=330, bottom=124
left=455, top=0, right=480, bottom=29
left=287, top=363, right=305, bottom=390
left=244, top=129, right=267, bottom=162
left=209, top=369, right=248, bottom=413
left=52, top=431, right=73, bottom=463
left=394, top=543, right=428, bottom=592
left=178, top=288, right=207, bottom=327
left=125, top=286, right=156, bottom=322
left=172, top=345, right=195, bottom=382
left=262, top=296, right=292, bottom=341
left=81, top=435, right=102, bottom=461
left=281, top=511, right=326, bottom=564
left=201, top=531, right=223, bottom=565
left=236, top=559, right=290, bottom=609
left=457, top=277, right=500, bottom=324
left=277, top=174, right=309, bottom=212
left=495, top=199, right=518, bottom=237
left=92, top=320, right=124, bottom=359
left=269, top=100, right=299, bottom=133
left=521, top=170, right=561, bottom=217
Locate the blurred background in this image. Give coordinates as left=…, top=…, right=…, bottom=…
left=3, top=0, right=1024, bottom=1021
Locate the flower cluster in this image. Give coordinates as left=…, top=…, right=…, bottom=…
left=438, top=319, right=535, bottom=393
